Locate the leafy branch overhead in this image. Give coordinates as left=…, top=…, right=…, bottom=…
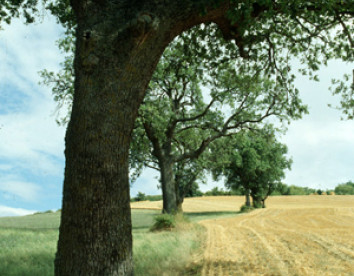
left=39, top=1, right=353, bottom=122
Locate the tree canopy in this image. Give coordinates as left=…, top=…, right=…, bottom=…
left=214, top=126, right=292, bottom=208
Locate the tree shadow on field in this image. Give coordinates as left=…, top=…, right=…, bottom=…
left=185, top=211, right=239, bottom=222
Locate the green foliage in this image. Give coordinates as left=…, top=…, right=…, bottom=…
left=150, top=214, right=176, bottom=231
left=0, top=0, right=41, bottom=27
left=335, top=181, right=354, bottom=195
left=252, top=199, right=263, bottom=209
left=271, top=183, right=290, bottom=195
left=216, top=126, right=292, bottom=207
left=240, top=204, right=254, bottom=213
left=131, top=194, right=162, bottom=202
left=135, top=192, right=146, bottom=202
left=145, top=195, right=163, bottom=201
left=204, top=187, right=232, bottom=196
left=184, top=182, right=203, bottom=198
left=287, top=185, right=316, bottom=195
left=131, top=24, right=309, bottom=211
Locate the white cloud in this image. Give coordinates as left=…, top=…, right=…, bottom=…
left=0, top=107, right=66, bottom=176
left=0, top=16, right=64, bottom=92
left=0, top=15, right=66, bottom=177
left=0, top=205, right=36, bottom=217
left=0, top=175, right=41, bottom=202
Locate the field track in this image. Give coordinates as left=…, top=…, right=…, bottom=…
left=133, top=196, right=354, bottom=275
left=191, top=196, right=354, bottom=276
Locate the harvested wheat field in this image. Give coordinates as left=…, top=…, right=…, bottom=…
left=131, top=196, right=245, bottom=212
left=133, top=196, right=354, bottom=275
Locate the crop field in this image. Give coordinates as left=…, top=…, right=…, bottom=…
left=1, top=195, right=353, bottom=275
left=133, top=195, right=354, bottom=275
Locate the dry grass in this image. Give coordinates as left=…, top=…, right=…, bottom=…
left=131, top=196, right=244, bottom=212
left=133, top=196, right=354, bottom=275
left=131, top=195, right=354, bottom=212
left=185, top=195, right=354, bottom=276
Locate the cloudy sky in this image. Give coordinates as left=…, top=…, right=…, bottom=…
left=0, top=14, right=353, bottom=216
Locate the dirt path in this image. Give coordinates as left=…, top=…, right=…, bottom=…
left=194, top=207, right=354, bottom=276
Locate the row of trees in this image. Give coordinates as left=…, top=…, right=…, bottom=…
left=42, top=24, right=304, bottom=213
left=2, top=0, right=353, bottom=274
left=134, top=180, right=354, bottom=202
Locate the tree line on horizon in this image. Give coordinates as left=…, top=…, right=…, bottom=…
left=132, top=180, right=354, bottom=203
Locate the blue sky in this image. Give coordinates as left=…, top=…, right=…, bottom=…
left=0, top=14, right=353, bottom=216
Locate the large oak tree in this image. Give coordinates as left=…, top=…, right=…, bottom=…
left=2, top=1, right=353, bottom=275
left=130, top=27, right=306, bottom=214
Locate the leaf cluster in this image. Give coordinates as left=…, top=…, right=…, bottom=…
left=215, top=125, right=292, bottom=200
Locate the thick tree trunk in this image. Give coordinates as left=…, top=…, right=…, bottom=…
left=251, top=195, right=263, bottom=208
left=55, top=3, right=170, bottom=275
left=176, top=188, right=184, bottom=213
left=160, top=159, right=178, bottom=214
left=55, top=1, right=237, bottom=274
left=245, top=189, right=251, bottom=207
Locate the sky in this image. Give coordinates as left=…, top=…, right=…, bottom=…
left=0, top=14, right=353, bottom=217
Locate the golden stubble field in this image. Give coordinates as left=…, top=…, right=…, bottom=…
left=132, top=196, right=354, bottom=275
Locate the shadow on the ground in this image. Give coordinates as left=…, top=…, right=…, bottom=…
left=185, top=211, right=239, bottom=222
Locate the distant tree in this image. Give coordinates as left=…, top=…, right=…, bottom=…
left=335, top=181, right=354, bottom=195
left=287, top=185, right=315, bottom=195
left=215, top=126, right=292, bottom=208
left=135, top=192, right=146, bottom=202
left=128, top=27, right=307, bottom=214
left=271, top=183, right=290, bottom=195
left=204, top=187, right=231, bottom=196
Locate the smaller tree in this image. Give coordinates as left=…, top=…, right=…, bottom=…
left=215, top=126, right=292, bottom=208
left=135, top=192, right=147, bottom=202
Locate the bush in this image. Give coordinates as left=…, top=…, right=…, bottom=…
left=150, top=214, right=176, bottom=231
left=240, top=204, right=254, bottom=213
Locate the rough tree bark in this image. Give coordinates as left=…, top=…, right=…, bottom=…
left=245, top=189, right=251, bottom=207
left=56, top=1, right=244, bottom=274
left=160, top=159, right=178, bottom=214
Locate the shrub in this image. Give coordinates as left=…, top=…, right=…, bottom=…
left=150, top=214, right=176, bottom=231
left=240, top=204, right=254, bottom=213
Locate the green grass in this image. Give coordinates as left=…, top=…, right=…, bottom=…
left=0, top=209, right=235, bottom=275
left=0, top=212, right=61, bottom=229
left=0, top=228, right=58, bottom=276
